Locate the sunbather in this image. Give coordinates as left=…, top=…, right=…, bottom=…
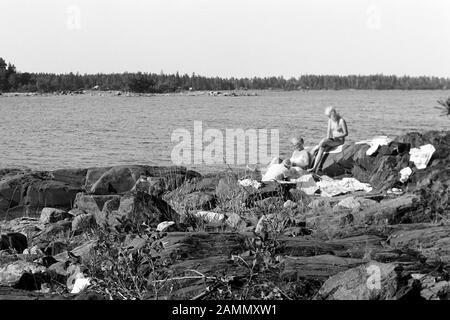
left=289, top=136, right=311, bottom=170
left=308, top=106, right=348, bottom=173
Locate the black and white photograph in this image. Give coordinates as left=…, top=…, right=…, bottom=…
left=0, top=0, right=449, bottom=309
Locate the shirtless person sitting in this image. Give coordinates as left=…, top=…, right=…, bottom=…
left=308, top=106, right=348, bottom=173
left=289, top=136, right=311, bottom=170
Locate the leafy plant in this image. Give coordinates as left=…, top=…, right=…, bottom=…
left=436, top=97, right=450, bottom=117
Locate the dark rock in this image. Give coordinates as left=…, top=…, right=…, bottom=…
left=89, top=165, right=200, bottom=195
left=12, top=272, right=50, bottom=291
left=0, top=172, right=32, bottom=213
left=243, top=182, right=293, bottom=207
left=73, top=193, right=120, bottom=215
left=49, top=168, right=88, bottom=187
left=321, top=143, right=367, bottom=177
left=352, top=194, right=420, bottom=225
left=90, top=166, right=139, bottom=194
left=0, top=233, right=28, bottom=253
left=419, top=275, right=450, bottom=300
left=84, top=167, right=111, bottom=191
left=24, top=180, right=82, bottom=212
left=115, top=191, right=180, bottom=228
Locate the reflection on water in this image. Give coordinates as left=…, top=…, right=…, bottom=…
left=0, top=90, right=449, bottom=173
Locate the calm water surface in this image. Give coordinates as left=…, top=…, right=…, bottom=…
left=0, top=90, right=449, bottom=173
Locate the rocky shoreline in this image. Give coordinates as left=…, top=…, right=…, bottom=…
left=0, top=130, right=449, bottom=300
left=0, top=89, right=259, bottom=98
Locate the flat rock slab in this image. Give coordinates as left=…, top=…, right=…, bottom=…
left=388, top=225, right=450, bottom=263
left=281, top=254, right=365, bottom=281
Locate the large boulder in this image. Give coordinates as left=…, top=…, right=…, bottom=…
left=24, top=180, right=81, bottom=213
left=0, top=261, right=47, bottom=287
left=388, top=225, right=450, bottom=264
left=88, top=165, right=200, bottom=195
left=90, top=166, right=140, bottom=195
left=112, top=191, right=180, bottom=228
left=40, top=208, right=71, bottom=224
left=49, top=168, right=88, bottom=187
left=0, top=172, right=82, bottom=217
left=314, top=261, right=415, bottom=300
left=0, top=172, right=35, bottom=213
left=321, top=143, right=368, bottom=177
left=242, top=182, right=294, bottom=207
left=320, top=141, right=411, bottom=191
left=73, top=193, right=121, bottom=216
left=84, top=167, right=111, bottom=191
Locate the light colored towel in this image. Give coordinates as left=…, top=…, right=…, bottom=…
left=355, top=135, right=393, bottom=156
left=409, top=144, right=436, bottom=169
left=316, top=177, right=373, bottom=197
left=308, top=144, right=344, bottom=156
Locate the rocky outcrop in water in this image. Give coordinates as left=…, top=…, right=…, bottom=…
left=0, top=130, right=449, bottom=300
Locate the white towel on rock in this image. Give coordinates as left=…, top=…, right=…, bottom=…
left=409, top=144, right=436, bottom=169
left=355, top=136, right=393, bottom=156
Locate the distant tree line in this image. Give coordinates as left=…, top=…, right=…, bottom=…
left=1, top=57, right=450, bottom=93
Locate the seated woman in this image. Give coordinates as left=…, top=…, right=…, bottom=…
left=308, top=106, right=348, bottom=173
left=289, top=136, right=311, bottom=170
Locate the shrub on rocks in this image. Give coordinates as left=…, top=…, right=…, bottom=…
left=72, top=213, right=96, bottom=233
left=94, top=197, right=121, bottom=228
left=184, top=191, right=217, bottom=211
left=225, top=212, right=247, bottom=231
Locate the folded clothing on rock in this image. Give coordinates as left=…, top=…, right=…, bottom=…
left=355, top=136, right=393, bottom=156
left=409, top=144, right=436, bottom=169
left=238, top=178, right=262, bottom=189
left=316, top=176, right=373, bottom=197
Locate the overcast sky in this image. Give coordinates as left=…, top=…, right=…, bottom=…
left=1, top=0, right=449, bottom=77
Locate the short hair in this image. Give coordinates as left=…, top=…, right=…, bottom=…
left=290, top=136, right=304, bottom=145
left=282, top=159, right=291, bottom=168
left=324, top=106, right=336, bottom=117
